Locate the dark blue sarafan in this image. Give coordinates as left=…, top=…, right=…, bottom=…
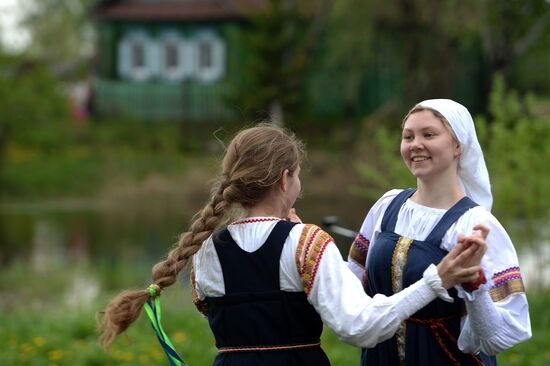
left=363, top=188, right=497, bottom=366
left=206, top=220, right=331, bottom=366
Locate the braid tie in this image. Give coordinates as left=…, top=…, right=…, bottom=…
left=147, top=284, right=161, bottom=298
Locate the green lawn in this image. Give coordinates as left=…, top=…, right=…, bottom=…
left=0, top=285, right=547, bottom=366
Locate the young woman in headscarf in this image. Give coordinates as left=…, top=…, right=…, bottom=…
left=348, top=99, right=532, bottom=366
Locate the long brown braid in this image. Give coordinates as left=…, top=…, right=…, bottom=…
left=98, top=123, right=304, bottom=350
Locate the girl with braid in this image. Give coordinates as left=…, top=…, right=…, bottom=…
left=348, top=99, right=531, bottom=366
left=99, top=123, right=488, bottom=366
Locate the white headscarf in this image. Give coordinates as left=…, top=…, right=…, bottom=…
left=415, top=99, right=493, bottom=211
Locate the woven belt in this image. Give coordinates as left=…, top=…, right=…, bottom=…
left=408, top=316, right=484, bottom=366
left=218, top=341, right=321, bottom=353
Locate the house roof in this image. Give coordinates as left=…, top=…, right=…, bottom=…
left=93, top=0, right=267, bottom=22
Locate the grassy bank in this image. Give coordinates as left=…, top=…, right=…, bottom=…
left=1, top=293, right=547, bottom=366
left=0, top=263, right=547, bottom=366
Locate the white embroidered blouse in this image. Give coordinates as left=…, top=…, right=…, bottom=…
left=347, top=189, right=532, bottom=355
left=192, top=217, right=451, bottom=348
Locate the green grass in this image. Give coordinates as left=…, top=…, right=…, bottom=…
left=0, top=281, right=547, bottom=366
left=0, top=290, right=358, bottom=366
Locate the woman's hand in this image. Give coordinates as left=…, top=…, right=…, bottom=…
left=286, top=208, right=302, bottom=223
left=456, top=224, right=489, bottom=268
left=436, top=224, right=489, bottom=289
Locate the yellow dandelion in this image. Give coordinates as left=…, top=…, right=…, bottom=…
left=149, top=347, right=163, bottom=361
left=48, top=349, right=64, bottom=361
left=20, top=343, right=35, bottom=355
left=121, top=351, right=134, bottom=362
left=33, top=336, right=46, bottom=347
left=172, top=331, right=187, bottom=343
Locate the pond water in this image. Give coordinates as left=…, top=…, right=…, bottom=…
left=0, top=190, right=370, bottom=267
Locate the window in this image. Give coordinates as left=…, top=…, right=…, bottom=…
left=164, top=41, right=178, bottom=70
left=198, top=41, right=213, bottom=71
left=131, top=42, right=145, bottom=69
left=118, top=30, right=155, bottom=81
left=193, top=31, right=225, bottom=83
left=158, top=31, right=193, bottom=81
left=117, top=28, right=226, bottom=83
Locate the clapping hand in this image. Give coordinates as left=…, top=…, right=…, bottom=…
left=436, top=224, right=489, bottom=289
left=456, top=224, right=490, bottom=268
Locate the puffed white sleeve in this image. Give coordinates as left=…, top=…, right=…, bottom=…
left=299, top=224, right=450, bottom=348
left=347, top=189, right=402, bottom=281
left=444, top=211, right=532, bottom=355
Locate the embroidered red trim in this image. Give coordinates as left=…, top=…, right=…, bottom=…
left=305, top=237, right=332, bottom=295
left=218, top=341, right=321, bottom=353
left=462, top=269, right=487, bottom=292
left=300, top=226, right=321, bottom=275
left=231, top=217, right=281, bottom=225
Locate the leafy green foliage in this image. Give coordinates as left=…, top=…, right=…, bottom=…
left=20, top=0, right=96, bottom=68
left=319, top=0, right=550, bottom=115
left=0, top=54, right=71, bottom=148
left=226, top=0, right=312, bottom=121
left=0, top=119, right=196, bottom=199
left=352, top=126, right=415, bottom=203
left=477, top=76, right=550, bottom=228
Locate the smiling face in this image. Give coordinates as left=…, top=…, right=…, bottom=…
left=400, top=109, right=461, bottom=181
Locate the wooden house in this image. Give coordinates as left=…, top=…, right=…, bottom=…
left=92, top=0, right=265, bottom=121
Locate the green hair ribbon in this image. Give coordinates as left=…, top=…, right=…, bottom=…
left=144, top=285, right=189, bottom=366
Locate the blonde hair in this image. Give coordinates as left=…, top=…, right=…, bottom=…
left=98, top=123, right=304, bottom=349
left=403, top=106, right=459, bottom=144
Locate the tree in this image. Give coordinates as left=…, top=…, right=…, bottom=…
left=19, top=0, right=96, bottom=70
left=227, top=0, right=331, bottom=125
left=0, top=52, right=70, bottom=175
left=321, top=0, right=550, bottom=115
left=0, top=53, right=70, bottom=139
left=478, top=0, right=550, bottom=83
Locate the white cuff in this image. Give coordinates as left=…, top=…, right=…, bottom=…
left=423, top=264, right=454, bottom=303
left=464, top=290, right=500, bottom=339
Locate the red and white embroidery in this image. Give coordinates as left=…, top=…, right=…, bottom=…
left=231, top=217, right=281, bottom=225
left=296, top=224, right=334, bottom=296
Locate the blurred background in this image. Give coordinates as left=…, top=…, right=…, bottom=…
left=0, top=0, right=549, bottom=365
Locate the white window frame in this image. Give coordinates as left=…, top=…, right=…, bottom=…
left=158, top=31, right=193, bottom=82
left=118, top=30, right=157, bottom=81
left=193, top=30, right=226, bottom=83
